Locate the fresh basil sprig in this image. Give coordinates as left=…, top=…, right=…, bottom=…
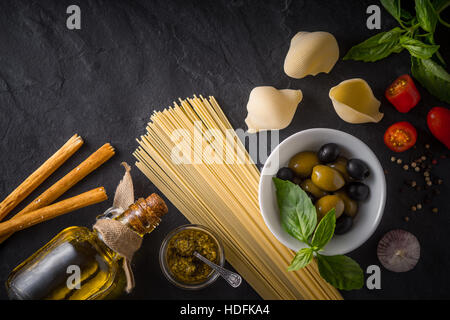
left=344, top=0, right=450, bottom=104
left=273, top=178, right=364, bottom=291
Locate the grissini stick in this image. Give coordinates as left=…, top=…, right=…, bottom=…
left=0, top=134, right=83, bottom=221
left=0, top=187, right=108, bottom=237
left=0, top=143, right=115, bottom=243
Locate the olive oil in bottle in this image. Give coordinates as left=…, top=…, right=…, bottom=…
left=6, top=194, right=167, bottom=300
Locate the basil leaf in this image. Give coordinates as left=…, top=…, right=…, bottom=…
left=317, top=254, right=364, bottom=290
left=295, top=190, right=317, bottom=242
left=415, top=0, right=438, bottom=32
left=273, top=178, right=317, bottom=242
left=411, top=57, right=450, bottom=103
left=288, top=248, right=314, bottom=271
left=380, top=0, right=402, bottom=21
left=311, top=208, right=336, bottom=250
left=343, top=32, right=402, bottom=62
left=400, top=37, right=440, bottom=59
left=273, top=178, right=305, bottom=241
left=379, top=27, right=404, bottom=43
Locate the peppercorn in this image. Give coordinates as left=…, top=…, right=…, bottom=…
left=404, top=216, right=410, bottom=222
left=432, top=207, right=438, bottom=213
left=411, top=206, right=417, bottom=211
left=415, top=167, right=420, bottom=172
left=391, top=156, right=396, bottom=162
left=403, top=165, right=409, bottom=170
left=397, top=159, right=402, bottom=164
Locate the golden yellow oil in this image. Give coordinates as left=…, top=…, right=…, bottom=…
left=6, top=226, right=126, bottom=300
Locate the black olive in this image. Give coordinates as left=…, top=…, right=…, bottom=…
left=334, top=215, right=353, bottom=235
left=276, top=167, right=295, bottom=181
left=347, top=182, right=370, bottom=201
left=318, top=143, right=340, bottom=163
left=346, top=159, right=370, bottom=180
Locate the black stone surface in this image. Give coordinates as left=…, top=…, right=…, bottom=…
left=0, top=0, right=449, bottom=300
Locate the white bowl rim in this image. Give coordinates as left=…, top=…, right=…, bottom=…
left=259, top=128, right=386, bottom=255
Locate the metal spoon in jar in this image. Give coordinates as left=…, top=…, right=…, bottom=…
left=193, top=251, right=242, bottom=288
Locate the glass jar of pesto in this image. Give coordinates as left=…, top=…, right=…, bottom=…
left=159, top=224, right=225, bottom=290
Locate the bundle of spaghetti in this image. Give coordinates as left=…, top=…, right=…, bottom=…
left=134, top=95, right=342, bottom=300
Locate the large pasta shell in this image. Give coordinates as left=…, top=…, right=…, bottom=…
left=329, top=78, right=383, bottom=124
left=245, top=86, right=303, bottom=133
left=284, top=31, right=339, bottom=79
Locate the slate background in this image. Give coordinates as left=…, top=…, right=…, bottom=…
left=0, top=0, right=449, bottom=300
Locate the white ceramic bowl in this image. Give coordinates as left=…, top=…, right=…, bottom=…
left=259, top=128, right=386, bottom=255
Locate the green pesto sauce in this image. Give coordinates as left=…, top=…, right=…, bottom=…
left=167, top=229, right=219, bottom=284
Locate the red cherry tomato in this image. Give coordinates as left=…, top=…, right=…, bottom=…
left=384, top=121, right=417, bottom=152
left=427, top=107, right=450, bottom=149
left=385, top=74, right=421, bottom=113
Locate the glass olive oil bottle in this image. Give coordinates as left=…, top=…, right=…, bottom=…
left=6, top=195, right=167, bottom=300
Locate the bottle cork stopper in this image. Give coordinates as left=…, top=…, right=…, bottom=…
left=118, top=193, right=168, bottom=235
left=144, top=193, right=168, bottom=218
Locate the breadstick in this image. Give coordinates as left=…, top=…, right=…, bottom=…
left=0, top=143, right=115, bottom=243
left=0, top=134, right=83, bottom=221
left=0, top=187, right=108, bottom=237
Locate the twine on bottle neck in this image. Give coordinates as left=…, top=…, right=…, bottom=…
left=93, top=162, right=140, bottom=293
left=93, top=218, right=142, bottom=293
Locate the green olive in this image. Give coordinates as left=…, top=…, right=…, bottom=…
left=300, top=179, right=328, bottom=199
left=315, top=195, right=344, bottom=221
left=288, top=151, right=319, bottom=178
left=334, top=190, right=358, bottom=217
left=328, top=157, right=351, bottom=182
left=311, top=165, right=345, bottom=191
